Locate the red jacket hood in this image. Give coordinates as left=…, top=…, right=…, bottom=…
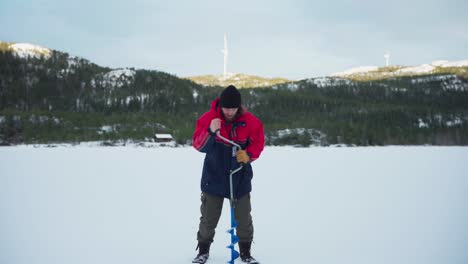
left=210, top=98, right=221, bottom=111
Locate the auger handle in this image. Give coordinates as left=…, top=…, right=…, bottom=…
left=216, top=130, right=243, bottom=203
left=215, top=130, right=242, bottom=150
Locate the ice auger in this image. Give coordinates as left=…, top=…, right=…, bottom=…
left=216, top=131, right=243, bottom=264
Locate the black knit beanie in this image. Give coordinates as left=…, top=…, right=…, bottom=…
left=219, top=85, right=241, bottom=108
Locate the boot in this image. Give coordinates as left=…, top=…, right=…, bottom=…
left=192, top=242, right=210, bottom=263
left=239, top=241, right=259, bottom=264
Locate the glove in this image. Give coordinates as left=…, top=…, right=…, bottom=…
left=236, top=150, right=250, bottom=163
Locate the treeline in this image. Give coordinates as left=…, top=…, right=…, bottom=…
left=1, top=49, right=467, bottom=146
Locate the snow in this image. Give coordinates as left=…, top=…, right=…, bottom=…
left=218, top=72, right=236, bottom=81
left=124, top=94, right=149, bottom=106
left=331, top=66, right=378, bottom=77
left=1, top=146, right=467, bottom=264
left=307, top=77, right=331, bottom=87
left=411, top=74, right=456, bottom=84
left=441, top=76, right=468, bottom=91
left=446, top=117, right=463, bottom=127
left=306, top=77, right=353, bottom=88
left=104, top=69, right=135, bottom=79
left=431, top=60, right=450, bottom=66
left=67, top=56, right=80, bottom=67
left=102, top=68, right=136, bottom=88
left=418, top=118, right=429, bottom=128
left=286, top=82, right=299, bottom=91
left=408, top=74, right=468, bottom=91
left=10, top=43, right=52, bottom=59
left=330, top=59, right=468, bottom=79
left=28, top=115, right=60, bottom=125
left=397, top=64, right=435, bottom=74
left=27, top=140, right=178, bottom=148
left=433, top=59, right=468, bottom=67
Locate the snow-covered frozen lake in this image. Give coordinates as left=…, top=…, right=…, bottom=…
left=1, top=146, right=467, bottom=264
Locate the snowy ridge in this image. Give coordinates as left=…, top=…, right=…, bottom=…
left=10, top=43, right=52, bottom=59
left=186, top=73, right=291, bottom=88
left=217, top=72, right=236, bottom=81
left=432, top=59, right=468, bottom=67
left=332, top=59, right=468, bottom=79
left=397, top=64, right=435, bottom=74
left=271, top=77, right=353, bottom=90
left=395, top=60, right=468, bottom=74
left=331, top=66, right=379, bottom=77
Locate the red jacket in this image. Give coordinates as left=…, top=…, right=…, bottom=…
left=193, top=98, right=264, bottom=198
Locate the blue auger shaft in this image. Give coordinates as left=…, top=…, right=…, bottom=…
left=227, top=166, right=242, bottom=264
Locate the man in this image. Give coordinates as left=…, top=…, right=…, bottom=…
left=192, top=85, right=264, bottom=264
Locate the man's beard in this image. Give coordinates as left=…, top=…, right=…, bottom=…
left=223, top=112, right=236, bottom=122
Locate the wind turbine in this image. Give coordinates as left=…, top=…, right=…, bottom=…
left=384, top=51, right=390, bottom=67
left=221, top=33, right=228, bottom=78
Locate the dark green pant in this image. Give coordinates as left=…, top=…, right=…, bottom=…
left=197, top=192, right=254, bottom=244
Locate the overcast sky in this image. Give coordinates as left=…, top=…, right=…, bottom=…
left=1, top=0, right=467, bottom=80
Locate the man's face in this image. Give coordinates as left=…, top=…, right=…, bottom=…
left=221, top=107, right=238, bottom=122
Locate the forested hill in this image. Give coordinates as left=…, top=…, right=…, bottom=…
left=1, top=41, right=468, bottom=146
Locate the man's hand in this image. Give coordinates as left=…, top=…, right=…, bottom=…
left=210, top=118, right=221, bottom=133
left=236, top=150, right=250, bottom=163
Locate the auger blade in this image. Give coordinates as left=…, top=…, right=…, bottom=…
left=231, top=249, right=240, bottom=260
left=227, top=249, right=239, bottom=264
left=231, top=234, right=239, bottom=244
left=227, top=206, right=240, bottom=263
